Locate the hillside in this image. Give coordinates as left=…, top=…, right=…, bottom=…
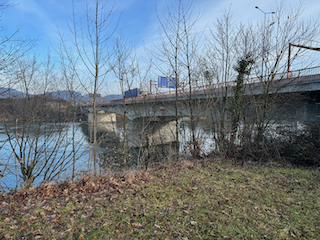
left=0, top=88, right=26, bottom=98
left=0, top=96, right=87, bottom=122
left=0, top=88, right=123, bottom=102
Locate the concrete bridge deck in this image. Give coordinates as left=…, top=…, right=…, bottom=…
left=85, top=67, right=320, bottom=107
left=83, top=66, right=320, bottom=121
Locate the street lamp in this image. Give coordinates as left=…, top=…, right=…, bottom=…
left=255, top=6, right=275, bottom=81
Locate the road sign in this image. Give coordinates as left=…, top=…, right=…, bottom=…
left=158, top=76, right=179, bottom=89
left=160, top=104, right=165, bottom=112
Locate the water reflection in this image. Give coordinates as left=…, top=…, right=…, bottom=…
left=0, top=122, right=91, bottom=191
left=0, top=118, right=215, bottom=191
left=86, top=117, right=215, bottom=170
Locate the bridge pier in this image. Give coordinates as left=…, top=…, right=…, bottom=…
left=88, top=111, right=116, bottom=132
left=88, top=111, right=179, bottom=149
left=125, top=117, right=178, bottom=148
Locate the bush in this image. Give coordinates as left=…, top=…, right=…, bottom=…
left=236, top=122, right=320, bottom=167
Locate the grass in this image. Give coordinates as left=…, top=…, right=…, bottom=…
left=0, top=158, right=320, bottom=239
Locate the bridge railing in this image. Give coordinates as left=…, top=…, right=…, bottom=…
left=246, top=66, right=320, bottom=84
left=90, top=66, right=320, bottom=106
left=190, top=65, right=320, bottom=95
left=292, top=65, right=320, bottom=77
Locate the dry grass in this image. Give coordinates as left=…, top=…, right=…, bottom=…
left=0, top=158, right=319, bottom=239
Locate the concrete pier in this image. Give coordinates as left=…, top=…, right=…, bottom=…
left=88, top=111, right=116, bottom=132
left=125, top=119, right=178, bottom=148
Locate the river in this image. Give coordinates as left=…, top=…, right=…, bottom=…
left=0, top=122, right=91, bottom=191
left=0, top=117, right=306, bottom=191
left=0, top=119, right=216, bottom=191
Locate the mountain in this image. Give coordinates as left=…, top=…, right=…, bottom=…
left=0, top=88, right=123, bottom=102
left=0, top=88, right=26, bottom=98
left=50, top=91, right=122, bottom=102
left=48, top=90, right=87, bottom=102
left=98, top=94, right=123, bottom=102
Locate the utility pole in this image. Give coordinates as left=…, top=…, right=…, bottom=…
left=255, top=6, right=275, bottom=81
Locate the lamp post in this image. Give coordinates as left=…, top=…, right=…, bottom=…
left=255, top=6, right=275, bottom=81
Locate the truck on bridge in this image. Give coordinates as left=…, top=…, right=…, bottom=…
left=124, top=88, right=149, bottom=98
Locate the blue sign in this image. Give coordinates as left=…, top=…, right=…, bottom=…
left=158, top=76, right=179, bottom=89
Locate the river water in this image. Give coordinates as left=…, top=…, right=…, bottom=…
left=0, top=122, right=91, bottom=191
left=0, top=120, right=216, bottom=191
left=0, top=118, right=305, bottom=191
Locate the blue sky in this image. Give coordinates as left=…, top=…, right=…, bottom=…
left=1, top=0, right=320, bottom=94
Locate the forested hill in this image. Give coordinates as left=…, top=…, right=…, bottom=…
left=0, top=88, right=122, bottom=102
left=0, top=96, right=87, bottom=123
left=0, top=88, right=123, bottom=122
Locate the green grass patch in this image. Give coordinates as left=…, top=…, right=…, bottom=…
left=0, top=159, right=319, bottom=239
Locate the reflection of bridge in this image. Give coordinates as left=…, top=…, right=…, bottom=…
left=83, top=67, right=320, bottom=147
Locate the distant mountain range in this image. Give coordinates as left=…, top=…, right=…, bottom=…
left=0, top=88, right=26, bottom=98
left=0, top=88, right=123, bottom=102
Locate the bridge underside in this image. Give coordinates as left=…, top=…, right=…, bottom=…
left=90, top=91, right=320, bottom=123
left=86, top=89, right=320, bottom=150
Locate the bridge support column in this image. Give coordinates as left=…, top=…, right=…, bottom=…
left=125, top=118, right=178, bottom=148
left=88, top=111, right=116, bottom=132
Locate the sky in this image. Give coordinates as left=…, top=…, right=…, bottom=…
left=1, top=0, right=320, bottom=95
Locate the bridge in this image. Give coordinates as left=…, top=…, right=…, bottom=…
left=83, top=66, right=320, bottom=148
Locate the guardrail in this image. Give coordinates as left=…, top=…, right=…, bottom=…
left=246, top=66, right=320, bottom=84
left=85, top=66, right=320, bottom=106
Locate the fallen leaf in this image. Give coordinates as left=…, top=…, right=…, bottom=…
left=222, top=210, right=230, bottom=216
left=290, top=231, right=296, bottom=238
left=132, top=222, right=142, bottom=227
left=154, top=224, right=160, bottom=228
left=4, top=233, right=12, bottom=238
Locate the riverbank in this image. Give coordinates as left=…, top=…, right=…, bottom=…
left=0, top=158, right=319, bottom=239
left=0, top=97, right=87, bottom=123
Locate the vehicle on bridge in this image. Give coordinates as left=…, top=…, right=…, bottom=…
left=124, top=88, right=148, bottom=98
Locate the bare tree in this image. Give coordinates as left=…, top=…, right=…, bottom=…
left=203, top=1, right=320, bottom=161
left=1, top=56, right=85, bottom=189
left=148, top=0, right=204, bottom=159
left=67, top=0, right=119, bottom=175
left=204, top=8, right=238, bottom=156
left=251, top=2, right=320, bottom=142
left=55, top=32, right=89, bottom=180
left=0, top=0, right=36, bottom=189
left=0, top=0, right=36, bottom=93
left=112, top=36, right=133, bottom=166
